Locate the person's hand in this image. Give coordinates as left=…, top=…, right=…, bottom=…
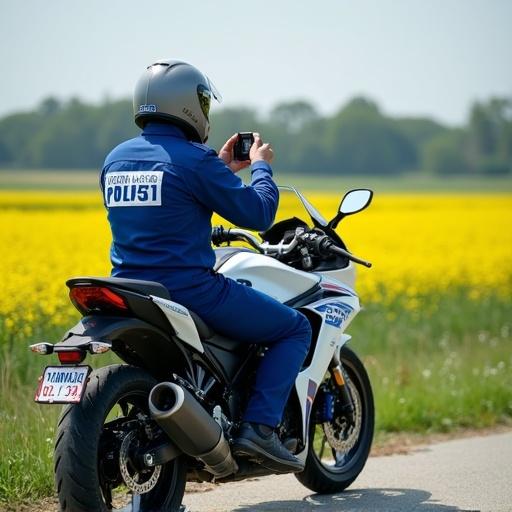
left=218, top=133, right=251, bottom=173
left=250, top=133, right=274, bottom=165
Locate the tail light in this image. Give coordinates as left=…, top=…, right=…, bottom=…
left=58, top=350, right=86, bottom=364
left=70, top=286, right=128, bottom=314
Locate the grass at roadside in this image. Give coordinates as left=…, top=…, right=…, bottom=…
left=353, top=293, right=512, bottom=432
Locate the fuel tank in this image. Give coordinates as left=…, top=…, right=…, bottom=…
left=215, top=248, right=319, bottom=304
left=320, top=262, right=357, bottom=290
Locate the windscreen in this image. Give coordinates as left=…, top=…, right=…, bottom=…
left=274, top=186, right=328, bottom=228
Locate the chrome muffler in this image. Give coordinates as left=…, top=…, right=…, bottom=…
left=148, top=382, right=237, bottom=478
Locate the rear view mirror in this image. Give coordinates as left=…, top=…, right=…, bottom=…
left=328, top=189, right=373, bottom=230
left=339, top=189, right=373, bottom=215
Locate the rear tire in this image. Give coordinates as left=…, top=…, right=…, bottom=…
left=54, top=364, right=187, bottom=512
left=295, top=346, right=374, bottom=494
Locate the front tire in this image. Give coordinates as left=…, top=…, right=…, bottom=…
left=295, top=346, right=374, bottom=494
left=54, top=364, right=187, bottom=512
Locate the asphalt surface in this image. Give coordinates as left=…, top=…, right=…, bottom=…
left=183, top=432, right=512, bottom=512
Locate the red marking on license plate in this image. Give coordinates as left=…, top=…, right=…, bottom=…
left=34, top=366, right=91, bottom=404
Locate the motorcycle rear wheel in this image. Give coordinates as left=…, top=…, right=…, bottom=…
left=295, top=345, right=374, bottom=494
left=54, top=364, right=186, bottom=512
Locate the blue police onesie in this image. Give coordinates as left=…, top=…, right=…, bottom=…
left=100, top=122, right=312, bottom=427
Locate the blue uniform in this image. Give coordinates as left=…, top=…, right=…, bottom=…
left=101, top=122, right=311, bottom=427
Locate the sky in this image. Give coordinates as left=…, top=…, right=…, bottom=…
left=0, top=0, right=511, bottom=125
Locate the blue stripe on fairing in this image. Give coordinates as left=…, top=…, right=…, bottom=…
left=315, top=302, right=354, bottom=328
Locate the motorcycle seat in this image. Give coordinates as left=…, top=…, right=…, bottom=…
left=203, top=334, right=247, bottom=352
left=67, top=276, right=244, bottom=351
left=189, top=310, right=215, bottom=339
left=189, top=311, right=245, bottom=352
left=67, top=277, right=172, bottom=300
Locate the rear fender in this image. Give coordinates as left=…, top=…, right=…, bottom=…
left=58, top=316, right=187, bottom=379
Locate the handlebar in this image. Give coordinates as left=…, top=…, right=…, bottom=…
left=326, top=244, right=372, bottom=268
left=211, top=226, right=264, bottom=253
left=211, top=226, right=372, bottom=268
left=312, top=232, right=373, bottom=268
left=212, top=226, right=297, bottom=255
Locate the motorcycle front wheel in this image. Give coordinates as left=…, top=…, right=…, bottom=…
left=296, top=345, right=374, bottom=494
left=54, top=364, right=186, bottom=512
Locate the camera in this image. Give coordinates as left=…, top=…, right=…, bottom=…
left=233, top=132, right=254, bottom=161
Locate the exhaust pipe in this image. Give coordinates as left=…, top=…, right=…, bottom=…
left=148, top=382, right=238, bottom=479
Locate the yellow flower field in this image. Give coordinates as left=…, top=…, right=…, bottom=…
left=0, top=191, right=511, bottom=338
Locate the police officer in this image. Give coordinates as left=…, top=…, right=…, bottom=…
left=101, top=59, right=312, bottom=473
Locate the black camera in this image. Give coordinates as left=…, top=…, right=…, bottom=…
left=233, top=132, right=254, bottom=161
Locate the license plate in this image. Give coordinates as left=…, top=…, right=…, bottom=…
left=35, top=365, right=91, bottom=404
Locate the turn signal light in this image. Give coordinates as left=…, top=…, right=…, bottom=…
left=89, top=342, right=111, bottom=354
left=70, top=286, right=128, bottom=314
left=30, top=342, right=54, bottom=355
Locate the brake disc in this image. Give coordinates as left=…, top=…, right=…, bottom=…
left=119, top=430, right=162, bottom=494
left=322, top=376, right=362, bottom=453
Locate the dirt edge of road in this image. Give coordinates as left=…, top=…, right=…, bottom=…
left=369, top=422, right=512, bottom=456
left=4, top=424, right=511, bottom=512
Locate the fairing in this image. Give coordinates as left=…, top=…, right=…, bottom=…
left=320, top=264, right=357, bottom=291
left=151, top=296, right=204, bottom=353
left=295, top=291, right=360, bottom=460
left=217, top=251, right=320, bottom=303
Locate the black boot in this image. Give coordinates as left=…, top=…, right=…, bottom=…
left=232, top=422, right=305, bottom=473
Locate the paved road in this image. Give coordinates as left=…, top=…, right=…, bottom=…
left=183, top=432, right=512, bottom=512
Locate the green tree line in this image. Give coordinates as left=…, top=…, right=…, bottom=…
left=0, top=95, right=510, bottom=175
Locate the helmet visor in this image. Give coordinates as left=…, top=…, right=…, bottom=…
left=198, top=76, right=222, bottom=120
left=197, top=85, right=212, bottom=119
left=206, top=76, right=222, bottom=103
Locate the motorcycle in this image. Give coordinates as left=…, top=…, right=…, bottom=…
left=30, top=186, right=375, bottom=511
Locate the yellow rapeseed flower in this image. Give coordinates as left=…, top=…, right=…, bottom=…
left=0, top=191, right=510, bottom=334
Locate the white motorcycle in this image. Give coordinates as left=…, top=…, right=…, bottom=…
left=30, top=186, right=375, bottom=512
